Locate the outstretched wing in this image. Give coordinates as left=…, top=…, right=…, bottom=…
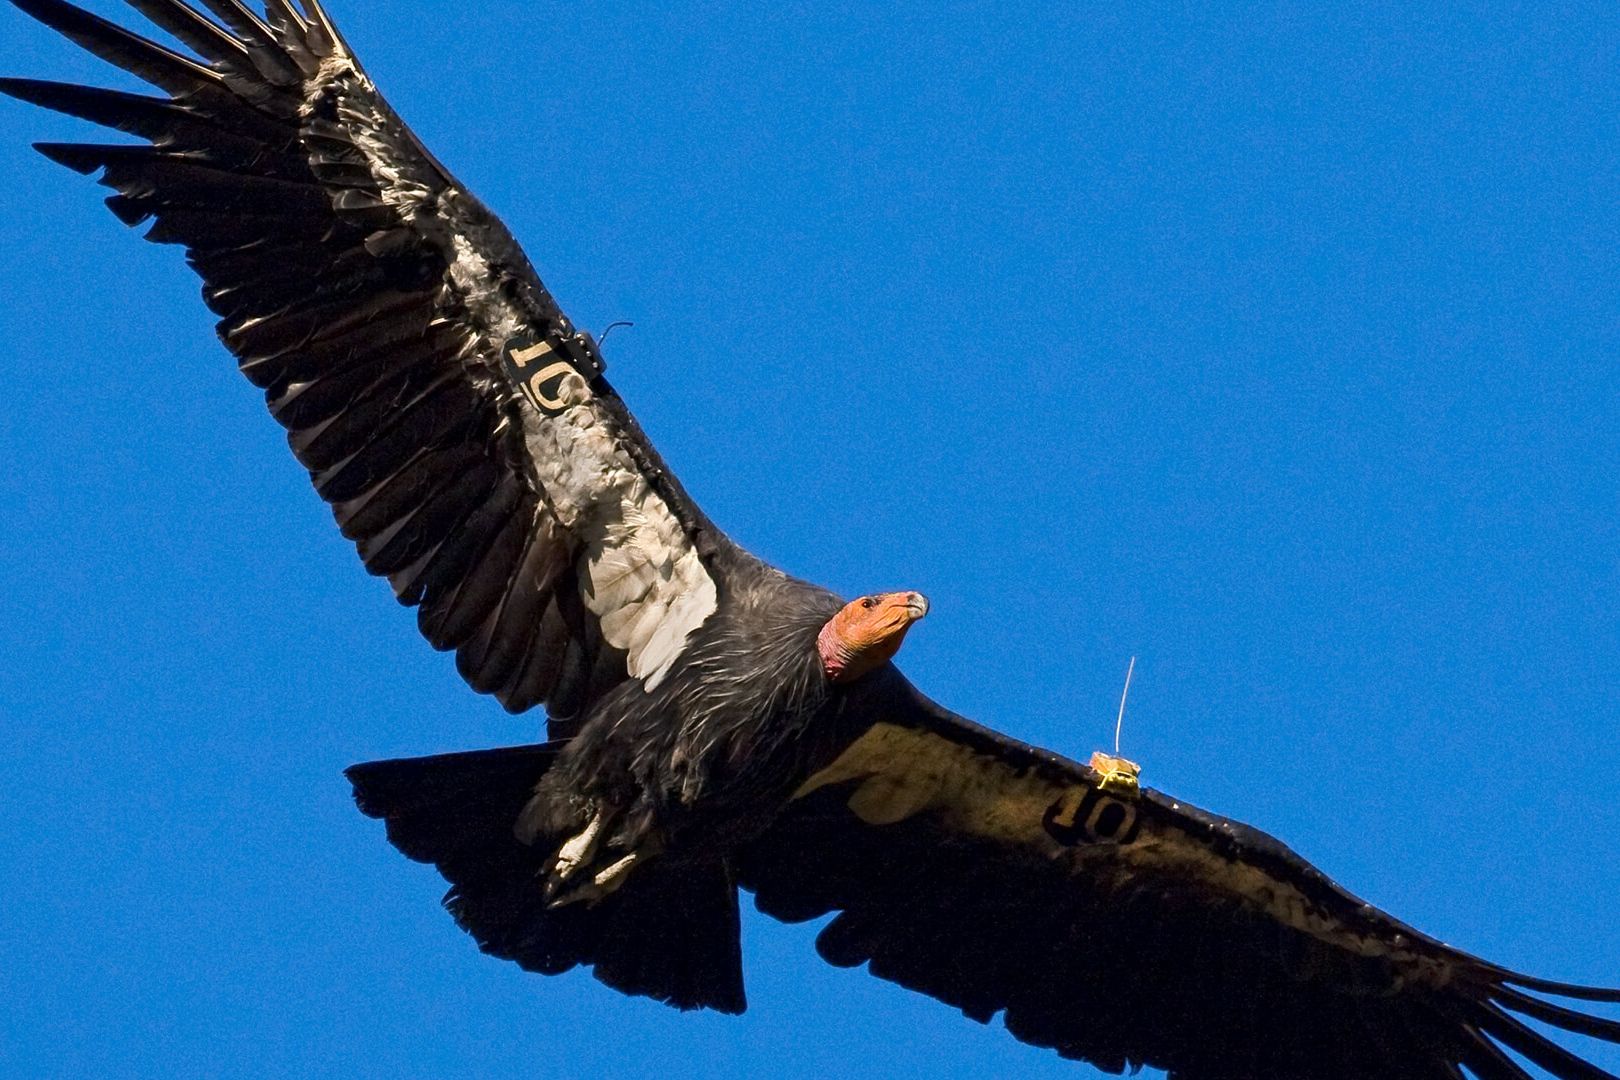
left=3, top=0, right=725, bottom=729
left=738, top=669, right=1620, bottom=1080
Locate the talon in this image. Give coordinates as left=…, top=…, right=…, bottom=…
left=1089, top=751, right=1141, bottom=799
left=592, top=852, right=638, bottom=893
left=553, top=810, right=604, bottom=881
left=546, top=852, right=641, bottom=909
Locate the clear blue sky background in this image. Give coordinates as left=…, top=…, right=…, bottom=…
left=1, top=3, right=1616, bottom=1077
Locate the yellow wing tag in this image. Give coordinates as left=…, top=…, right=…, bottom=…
left=502, top=331, right=606, bottom=415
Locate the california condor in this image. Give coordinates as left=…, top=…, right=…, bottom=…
left=4, top=2, right=1616, bottom=1077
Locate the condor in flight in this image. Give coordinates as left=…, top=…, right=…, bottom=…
left=5, top=2, right=1616, bottom=1077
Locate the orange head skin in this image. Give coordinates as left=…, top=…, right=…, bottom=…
left=817, top=591, right=930, bottom=683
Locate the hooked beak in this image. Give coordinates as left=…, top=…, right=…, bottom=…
left=904, top=592, right=930, bottom=621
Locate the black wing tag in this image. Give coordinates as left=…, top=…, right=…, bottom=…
left=1043, top=785, right=1141, bottom=847
left=502, top=331, right=607, bottom=416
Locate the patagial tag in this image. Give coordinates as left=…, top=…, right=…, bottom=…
left=1042, top=785, right=1141, bottom=848
left=502, top=331, right=605, bottom=415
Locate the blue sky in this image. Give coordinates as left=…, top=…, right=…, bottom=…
left=1, top=2, right=1617, bottom=1077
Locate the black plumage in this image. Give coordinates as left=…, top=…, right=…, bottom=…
left=5, top=3, right=1617, bottom=1077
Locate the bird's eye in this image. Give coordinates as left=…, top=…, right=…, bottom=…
left=861, top=597, right=878, bottom=609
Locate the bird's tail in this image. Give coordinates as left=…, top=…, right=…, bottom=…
left=345, top=744, right=746, bottom=1013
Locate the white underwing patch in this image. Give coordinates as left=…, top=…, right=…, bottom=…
left=299, top=46, right=719, bottom=687
left=532, top=396, right=717, bottom=688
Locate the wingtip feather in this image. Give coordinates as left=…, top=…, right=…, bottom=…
left=10, top=0, right=223, bottom=94
left=295, top=0, right=347, bottom=57
left=1503, top=973, right=1620, bottom=1005
left=1495, top=985, right=1620, bottom=1046
left=120, top=0, right=248, bottom=67
left=0, top=77, right=183, bottom=144
left=1477, top=1001, right=1620, bottom=1080
left=33, top=139, right=104, bottom=173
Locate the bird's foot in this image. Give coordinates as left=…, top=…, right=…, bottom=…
left=1089, top=751, right=1141, bottom=798
left=552, top=810, right=605, bottom=882
left=546, top=851, right=642, bottom=908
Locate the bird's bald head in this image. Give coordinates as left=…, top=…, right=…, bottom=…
left=817, top=591, right=929, bottom=683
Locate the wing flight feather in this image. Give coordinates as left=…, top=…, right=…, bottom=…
left=4, top=0, right=724, bottom=723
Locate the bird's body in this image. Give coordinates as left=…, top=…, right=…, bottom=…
left=5, top=2, right=1617, bottom=1077
left=526, top=561, right=845, bottom=890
